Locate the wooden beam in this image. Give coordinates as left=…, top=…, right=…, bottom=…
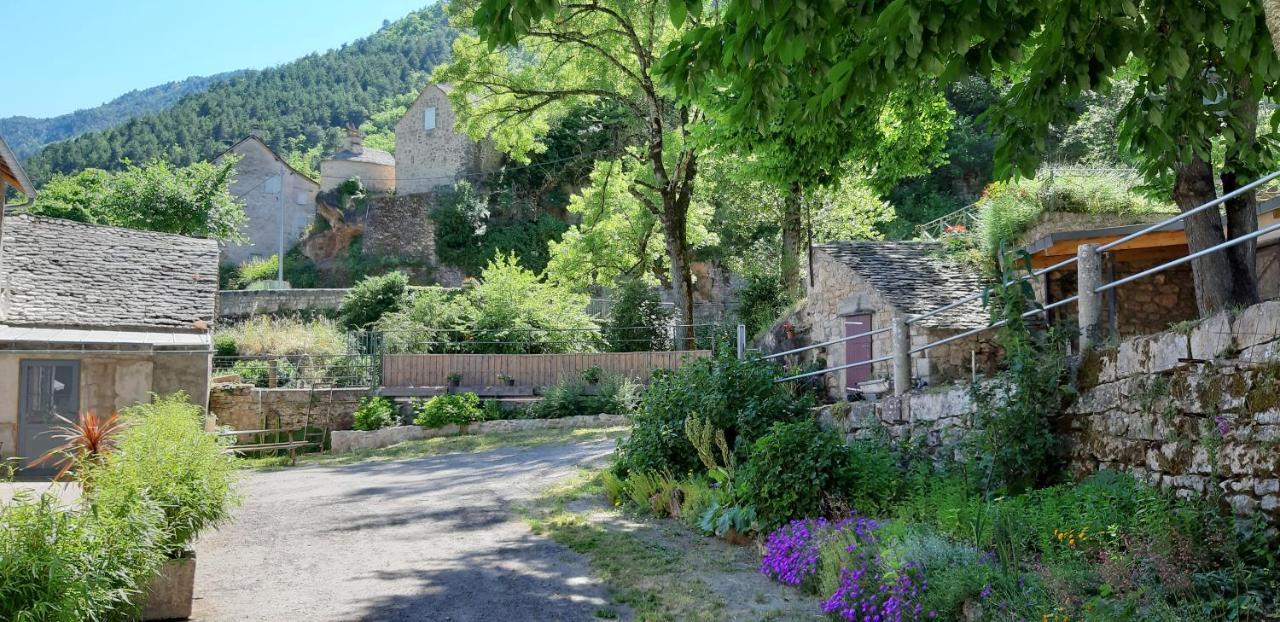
left=1031, top=244, right=1190, bottom=271
left=1038, top=230, right=1187, bottom=257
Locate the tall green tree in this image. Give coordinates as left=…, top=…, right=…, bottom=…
left=662, top=0, right=1280, bottom=316
left=25, top=158, right=246, bottom=241
left=436, top=0, right=704, bottom=342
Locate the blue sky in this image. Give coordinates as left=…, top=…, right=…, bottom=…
left=4, top=0, right=435, bottom=118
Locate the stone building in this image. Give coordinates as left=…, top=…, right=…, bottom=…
left=214, top=136, right=320, bottom=266
left=801, top=241, right=996, bottom=398
left=320, top=128, right=395, bottom=194
left=394, top=83, right=500, bottom=195
left=0, top=212, right=219, bottom=472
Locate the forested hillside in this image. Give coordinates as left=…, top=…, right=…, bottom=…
left=24, top=4, right=454, bottom=184
left=0, top=71, right=246, bottom=160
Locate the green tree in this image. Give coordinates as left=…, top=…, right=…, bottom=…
left=436, top=0, right=704, bottom=343
left=661, top=0, right=1280, bottom=316
left=25, top=158, right=246, bottom=241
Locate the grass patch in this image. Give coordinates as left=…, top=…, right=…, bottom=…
left=237, top=426, right=630, bottom=470
left=215, top=315, right=348, bottom=357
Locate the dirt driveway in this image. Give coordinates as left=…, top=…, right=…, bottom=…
left=192, top=439, right=617, bottom=621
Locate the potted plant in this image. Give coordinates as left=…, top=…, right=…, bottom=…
left=581, top=366, right=603, bottom=386
left=447, top=372, right=463, bottom=388
left=497, top=372, right=515, bottom=387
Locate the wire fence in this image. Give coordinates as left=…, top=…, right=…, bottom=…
left=213, top=353, right=380, bottom=389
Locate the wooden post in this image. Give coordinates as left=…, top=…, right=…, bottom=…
left=1077, top=243, right=1103, bottom=353
left=736, top=324, right=747, bottom=360
left=892, top=315, right=911, bottom=396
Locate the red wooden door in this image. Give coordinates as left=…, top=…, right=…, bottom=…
left=843, top=314, right=873, bottom=389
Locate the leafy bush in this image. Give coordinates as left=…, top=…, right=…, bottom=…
left=89, top=394, right=238, bottom=556
left=841, top=440, right=906, bottom=517
left=413, top=393, right=484, bottom=428
left=738, top=419, right=853, bottom=529
left=352, top=397, right=398, bottom=431
left=376, top=256, right=601, bottom=354
left=432, top=181, right=568, bottom=276
left=604, top=279, right=672, bottom=352
left=230, top=358, right=297, bottom=387
left=0, top=491, right=168, bottom=621
left=213, top=333, right=239, bottom=368
left=613, top=353, right=810, bottom=478
left=528, top=374, right=638, bottom=419
left=736, top=273, right=796, bottom=339
left=232, top=254, right=280, bottom=289
left=340, top=271, right=410, bottom=330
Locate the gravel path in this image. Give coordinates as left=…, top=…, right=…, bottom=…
left=192, top=439, right=617, bottom=622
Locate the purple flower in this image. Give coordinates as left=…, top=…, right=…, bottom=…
left=759, top=517, right=880, bottom=587
left=1214, top=415, right=1230, bottom=436
left=821, top=562, right=933, bottom=621
left=979, top=584, right=993, bottom=600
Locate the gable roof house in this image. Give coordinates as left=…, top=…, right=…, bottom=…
left=800, top=241, right=998, bottom=398
left=0, top=135, right=220, bottom=471
left=394, top=83, right=501, bottom=196
left=214, top=136, right=321, bottom=267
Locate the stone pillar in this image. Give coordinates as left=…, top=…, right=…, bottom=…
left=892, top=315, right=911, bottom=396
left=1078, top=243, right=1104, bottom=352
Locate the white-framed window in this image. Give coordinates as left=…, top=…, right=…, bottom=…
left=424, top=106, right=437, bottom=130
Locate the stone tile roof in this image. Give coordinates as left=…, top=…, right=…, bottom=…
left=815, top=241, right=991, bottom=329
left=326, top=147, right=395, bottom=166
left=0, top=215, right=219, bottom=331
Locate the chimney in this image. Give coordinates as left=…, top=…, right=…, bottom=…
left=344, top=126, right=364, bottom=155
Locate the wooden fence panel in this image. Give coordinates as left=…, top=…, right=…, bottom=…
left=381, top=350, right=712, bottom=388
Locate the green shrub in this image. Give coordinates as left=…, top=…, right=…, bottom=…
left=613, top=353, right=810, bottom=478
left=352, top=397, right=398, bottom=431
left=841, top=440, right=906, bottom=516
left=432, top=180, right=568, bottom=276
left=232, top=254, right=280, bottom=289
left=213, top=333, right=239, bottom=369
left=230, top=358, right=297, bottom=387
left=0, top=491, right=168, bottom=621
left=340, top=271, right=410, bottom=330
left=738, top=419, right=851, bottom=529
left=89, top=394, right=238, bottom=557
left=736, top=273, right=796, bottom=339
left=481, top=399, right=505, bottom=422
left=604, top=279, right=672, bottom=352
left=413, top=393, right=484, bottom=428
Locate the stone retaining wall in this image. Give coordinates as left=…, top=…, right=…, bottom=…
left=818, top=299, right=1280, bottom=525
left=208, top=383, right=367, bottom=431
left=330, top=414, right=630, bottom=453
left=217, top=289, right=348, bottom=319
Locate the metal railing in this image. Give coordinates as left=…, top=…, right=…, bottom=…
left=776, top=168, right=1280, bottom=390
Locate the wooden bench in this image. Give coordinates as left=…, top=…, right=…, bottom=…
left=219, top=428, right=318, bottom=465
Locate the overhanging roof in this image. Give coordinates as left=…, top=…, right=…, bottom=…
left=0, top=134, right=35, bottom=196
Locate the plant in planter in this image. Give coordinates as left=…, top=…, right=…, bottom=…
left=352, top=396, right=398, bottom=431
left=31, top=410, right=128, bottom=485
left=413, top=392, right=484, bottom=432
left=497, top=372, right=515, bottom=386
left=446, top=372, right=463, bottom=388
left=580, top=366, right=603, bottom=385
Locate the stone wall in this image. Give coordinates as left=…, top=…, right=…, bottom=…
left=394, top=85, right=501, bottom=195
left=817, top=299, right=1280, bottom=525
left=208, top=383, right=367, bottom=432
left=330, top=414, right=629, bottom=453
left=217, top=288, right=348, bottom=319
left=362, top=193, right=437, bottom=263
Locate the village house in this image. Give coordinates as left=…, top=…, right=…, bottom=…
left=320, top=128, right=396, bottom=194
left=214, top=135, right=320, bottom=266
left=393, top=82, right=500, bottom=195
left=802, top=241, right=997, bottom=398
left=0, top=135, right=220, bottom=471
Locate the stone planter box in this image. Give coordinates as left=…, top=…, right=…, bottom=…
left=143, top=551, right=196, bottom=621
left=330, top=414, right=631, bottom=454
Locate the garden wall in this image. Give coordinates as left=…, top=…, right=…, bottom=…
left=208, top=383, right=367, bottom=431
left=821, top=299, right=1280, bottom=525
left=217, top=289, right=348, bottom=319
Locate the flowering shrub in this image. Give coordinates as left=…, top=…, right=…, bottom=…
left=822, top=562, right=932, bottom=622
left=760, top=517, right=880, bottom=590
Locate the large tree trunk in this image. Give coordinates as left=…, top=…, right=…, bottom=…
left=1220, top=84, right=1262, bottom=307
left=1173, top=158, right=1236, bottom=315
left=780, top=182, right=804, bottom=298
left=661, top=202, right=696, bottom=349
left=1265, top=0, right=1280, bottom=58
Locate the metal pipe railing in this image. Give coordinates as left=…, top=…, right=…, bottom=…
left=1097, top=217, right=1280, bottom=294
left=775, top=354, right=895, bottom=383
left=761, top=326, right=892, bottom=360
